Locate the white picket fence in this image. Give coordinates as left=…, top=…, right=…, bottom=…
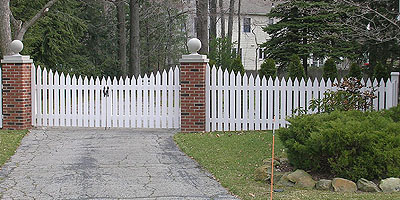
left=205, top=65, right=399, bottom=132
left=32, top=65, right=180, bottom=128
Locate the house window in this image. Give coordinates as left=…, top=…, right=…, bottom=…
left=268, top=18, right=274, bottom=25
left=244, top=18, right=251, bottom=32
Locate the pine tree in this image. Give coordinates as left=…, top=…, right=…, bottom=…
left=348, top=63, right=362, bottom=79
left=373, top=62, right=390, bottom=81
left=259, top=59, right=276, bottom=79
left=323, top=58, right=338, bottom=81
left=230, top=57, right=245, bottom=75
left=288, top=55, right=305, bottom=80
left=262, top=0, right=359, bottom=76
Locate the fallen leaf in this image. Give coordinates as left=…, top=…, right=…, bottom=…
left=249, top=193, right=255, bottom=197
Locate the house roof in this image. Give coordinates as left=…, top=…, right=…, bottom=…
left=219, top=0, right=281, bottom=15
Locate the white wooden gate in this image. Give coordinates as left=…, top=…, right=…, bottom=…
left=32, top=65, right=180, bottom=128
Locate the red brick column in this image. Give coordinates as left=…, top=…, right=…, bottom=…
left=179, top=38, right=209, bottom=133
left=1, top=41, right=33, bottom=130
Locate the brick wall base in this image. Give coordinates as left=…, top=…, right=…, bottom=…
left=180, top=62, right=206, bottom=132
left=2, top=63, right=32, bottom=130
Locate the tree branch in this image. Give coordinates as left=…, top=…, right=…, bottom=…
left=15, top=0, right=59, bottom=40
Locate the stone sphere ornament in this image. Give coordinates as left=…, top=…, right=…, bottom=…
left=10, top=40, right=23, bottom=55
left=187, top=38, right=201, bottom=54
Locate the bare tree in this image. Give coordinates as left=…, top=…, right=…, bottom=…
left=117, top=0, right=127, bottom=76
left=0, top=0, right=58, bottom=56
left=227, top=0, right=235, bottom=44
left=237, top=0, right=241, bottom=58
left=209, top=0, right=217, bottom=43
left=337, top=0, right=400, bottom=43
left=196, top=0, right=209, bottom=54
left=219, top=0, right=225, bottom=38
left=130, top=0, right=140, bottom=77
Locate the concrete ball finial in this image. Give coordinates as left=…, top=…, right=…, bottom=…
left=188, top=38, right=201, bottom=54
left=10, top=40, right=23, bottom=55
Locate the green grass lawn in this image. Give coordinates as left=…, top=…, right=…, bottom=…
left=174, top=131, right=400, bottom=200
left=0, top=130, right=28, bottom=168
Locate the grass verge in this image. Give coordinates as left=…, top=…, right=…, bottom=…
left=0, top=130, right=28, bottom=168
left=174, top=131, right=400, bottom=200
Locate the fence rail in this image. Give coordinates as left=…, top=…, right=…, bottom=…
left=32, top=65, right=180, bottom=128
left=205, top=65, right=398, bottom=132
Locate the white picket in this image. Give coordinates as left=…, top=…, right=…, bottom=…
left=248, top=75, right=255, bottom=130
left=130, top=76, right=137, bottom=128
left=60, top=73, right=66, bottom=126
left=173, top=67, right=180, bottom=128
left=124, top=77, right=130, bottom=128
left=267, top=77, right=273, bottom=129
left=254, top=76, right=261, bottom=130
left=161, top=71, right=168, bottom=128
left=77, top=76, right=83, bottom=127
left=261, top=77, right=267, bottom=130
left=54, top=72, right=60, bottom=126
left=89, top=77, right=95, bottom=127
left=223, top=70, right=229, bottom=131
left=205, top=65, right=211, bottom=131
left=378, top=79, right=385, bottom=110
left=235, top=72, right=241, bottom=131
left=242, top=73, right=248, bottom=130
left=274, top=78, right=279, bottom=127
left=48, top=70, right=54, bottom=126
left=167, top=69, right=174, bottom=128
left=118, top=77, right=124, bottom=128
left=386, top=79, right=393, bottom=109
left=229, top=72, right=235, bottom=131
left=280, top=78, right=287, bottom=127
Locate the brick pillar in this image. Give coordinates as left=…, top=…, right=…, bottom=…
left=179, top=38, right=209, bottom=133
left=1, top=40, right=33, bottom=130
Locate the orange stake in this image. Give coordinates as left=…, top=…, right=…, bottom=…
left=270, top=116, right=275, bottom=200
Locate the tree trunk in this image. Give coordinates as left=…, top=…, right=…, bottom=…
left=209, top=0, right=217, bottom=43
left=0, top=0, right=13, bottom=56
left=196, top=0, right=208, bottom=54
left=117, top=0, right=127, bottom=76
left=219, top=0, right=225, bottom=38
left=227, top=0, right=235, bottom=44
left=130, top=0, right=140, bottom=77
left=237, top=0, right=241, bottom=58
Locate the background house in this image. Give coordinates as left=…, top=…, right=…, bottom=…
left=184, top=0, right=282, bottom=71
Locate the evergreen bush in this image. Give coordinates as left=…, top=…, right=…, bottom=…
left=287, top=55, right=305, bottom=80
left=373, top=62, right=390, bottom=81
left=230, top=57, right=245, bottom=75
left=277, top=110, right=400, bottom=181
left=259, top=59, right=277, bottom=79
left=347, top=63, right=362, bottom=79
left=322, top=58, right=338, bottom=81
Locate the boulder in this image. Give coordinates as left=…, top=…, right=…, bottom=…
left=332, top=178, right=357, bottom=192
left=254, top=165, right=271, bottom=182
left=379, top=178, right=400, bottom=192
left=287, top=169, right=316, bottom=189
left=263, top=158, right=280, bottom=167
left=254, top=165, right=284, bottom=183
left=357, top=178, right=380, bottom=192
left=316, top=179, right=332, bottom=191
left=276, top=172, right=295, bottom=187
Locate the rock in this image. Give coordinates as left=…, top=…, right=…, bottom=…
left=263, top=158, right=280, bottom=167
left=379, top=177, right=400, bottom=192
left=287, top=169, right=316, bottom=189
left=254, top=165, right=271, bottom=182
left=357, top=178, right=380, bottom=192
left=276, top=172, right=295, bottom=187
left=254, top=165, right=284, bottom=183
left=332, top=178, right=357, bottom=192
left=316, top=179, right=332, bottom=191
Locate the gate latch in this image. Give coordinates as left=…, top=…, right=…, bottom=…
left=103, top=86, right=110, bottom=97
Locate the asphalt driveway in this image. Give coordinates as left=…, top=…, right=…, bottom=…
left=0, top=128, right=238, bottom=200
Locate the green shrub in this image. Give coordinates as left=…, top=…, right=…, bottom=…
left=230, top=56, right=245, bottom=75
left=374, top=62, right=390, bottom=81
left=259, top=59, right=277, bottom=79
left=287, top=54, right=305, bottom=80
left=382, top=105, right=400, bottom=122
left=323, top=58, right=338, bottom=81
left=348, top=63, right=362, bottom=79
left=277, top=110, right=400, bottom=181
